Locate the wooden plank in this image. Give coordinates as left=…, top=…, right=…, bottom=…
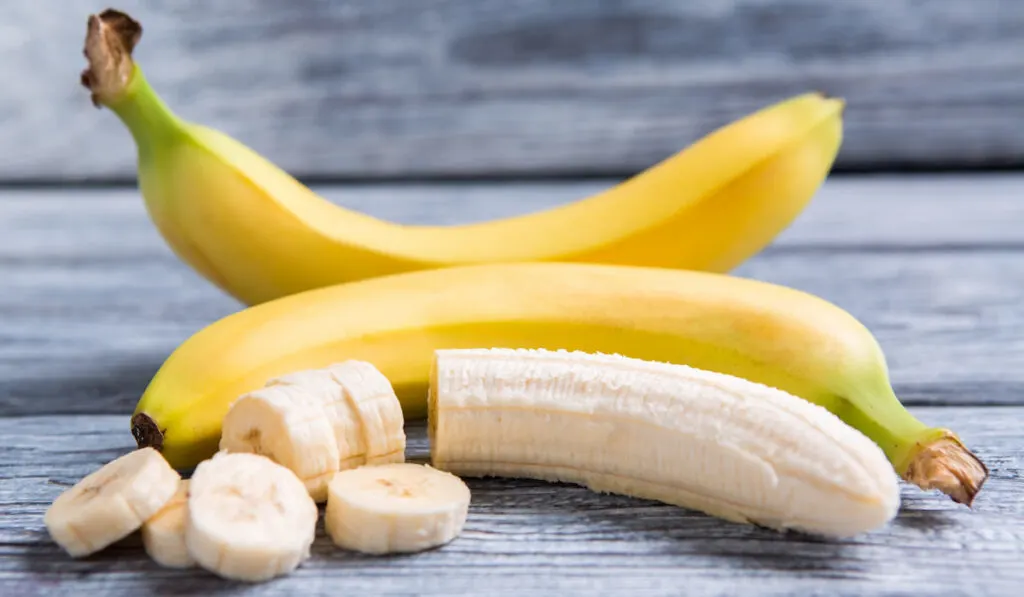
left=2, top=176, right=1024, bottom=415
left=3, top=0, right=1024, bottom=181
left=1, top=407, right=1020, bottom=596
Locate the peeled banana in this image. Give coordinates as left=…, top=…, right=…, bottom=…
left=324, top=463, right=472, bottom=554
left=130, top=261, right=988, bottom=507
left=219, top=361, right=407, bottom=502
left=429, top=347, right=899, bottom=537
left=81, top=9, right=842, bottom=306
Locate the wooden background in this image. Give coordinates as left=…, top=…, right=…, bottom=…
left=2, top=0, right=1024, bottom=182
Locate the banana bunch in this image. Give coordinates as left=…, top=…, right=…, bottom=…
left=81, top=10, right=842, bottom=307
left=51, top=9, right=990, bottom=566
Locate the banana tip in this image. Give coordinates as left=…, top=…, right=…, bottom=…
left=81, top=8, right=143, bottom=106
left=131, top=412, right=164, bottom=452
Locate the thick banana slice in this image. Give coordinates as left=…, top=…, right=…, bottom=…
left=44, top=447, right=180, bottom=558
left=327, top=361, right=406, bottom=464
left=219, top=383, right=341, bottom=502
left=324, top=463, right=471, bottom=554
left=222, top=360, right=407, bottom=502
left=429, top=348, right=902, bottom=539
left=185, top=452, right=318, bottom=582
left=141, top=479, right=194, bottom=568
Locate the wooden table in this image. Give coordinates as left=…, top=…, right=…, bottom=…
left=2, top=174, right=1022, bottom=595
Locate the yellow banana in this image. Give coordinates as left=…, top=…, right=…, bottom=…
left=130, top=261, right=987, bottom=507
left=82, top=10, right=843, bottom=307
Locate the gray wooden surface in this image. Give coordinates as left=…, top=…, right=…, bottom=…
left=2, top=411, right=1021, bottom=596
left=3, top=0, right=1024, bottom=182
left=1, top=174, right=1023, bottom=594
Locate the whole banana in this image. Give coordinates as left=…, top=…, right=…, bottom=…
left=130, top=261, right=987, bottom=506
left=81, top=10, right=843, bottom=306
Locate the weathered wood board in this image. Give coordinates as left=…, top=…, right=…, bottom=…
left=1, top=408, right=1021, bottom=596
left=2, top=175, right=1024, bottom=415
left=3, top=0, right=1024, bottom=181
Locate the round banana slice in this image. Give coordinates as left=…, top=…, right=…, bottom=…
left=324, top=463, right=471, bottom=554
left=219, top=383, right=341, bottom=502
left=327, top=360, right=407, bottom=464
left=185, top=452, right=318, bottom=583
left=140, top=478, right=194, bottom=568
left=44, top=447, right=181, bottom=558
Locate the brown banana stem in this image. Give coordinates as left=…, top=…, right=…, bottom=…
left=903, top=436, right=988, bottom=507
left=80, top=9, right=141, bottom=106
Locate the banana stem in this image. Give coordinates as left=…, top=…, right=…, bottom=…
left=81, top=9, right=184, bottom=150
left=903, top=434, right=989, bottom=507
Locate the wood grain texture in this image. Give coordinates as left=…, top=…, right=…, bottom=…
left=3, top=0, right=1024, bottom=181
left=1, top=408, right=1021, bottom=596
left=2, top=175, right=1024, bottom=416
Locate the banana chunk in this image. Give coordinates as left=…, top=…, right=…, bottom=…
left=44, top=447, right=181, bottom=558
left=326, top=361, right=406, bottom=465
left=219, top=383, right=342, bottom=502
left=429, top=348, right=901, bottom=539
left=324, top=463, right=471, bottom=554
left=185, top=452, right=318, bottom=582
left=222, top=360, right=406, bottom=502
left=141, top=479, right=194, bottom=568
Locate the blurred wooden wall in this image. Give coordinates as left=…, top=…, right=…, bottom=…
left=2, top=0, right=1022, bottom=182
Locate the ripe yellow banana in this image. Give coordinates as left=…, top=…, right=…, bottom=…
left=81, top=10, right=842, bottom=307
left=130, top=261, right=988, bottom=507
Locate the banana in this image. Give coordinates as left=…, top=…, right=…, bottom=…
left=44, top=447, right=180, bottom=558
left=219, top=361, right=407, bottom=501
left=130, top=262, right=988, bottom=507
left=185, top=452, right=318, bottom=582
left=218, top=383, right=342, bottom=502
left=428, top=347, right=899, bottom=538
left=81, top=10, right=842, bottom=307
left=140, top=479, right=194, bottom=568
left=324, top=463, right=472, bottom=554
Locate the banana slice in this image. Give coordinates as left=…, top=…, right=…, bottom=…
left=140, top=479, right=194, bottom=568
left=44, top=447, right=181, bottom=558
left=324, top=463, right=471, bottom=554
left=222, top=360, right=406, bottom=503
left=185, top=452, right=318, bottom=582
left=219, top=383, right=341, bottom=502
left=327, top=360, right=406, bottom=464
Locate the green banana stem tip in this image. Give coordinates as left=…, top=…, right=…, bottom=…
left=905, top=435, right=989, bottom=507
left=80, top=8, right=142, bottom=107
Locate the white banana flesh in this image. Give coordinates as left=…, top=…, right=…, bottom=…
left=141, top=479, right=194, bottom=568
left=429, top=348, right=901, bottom=538
left=185, top=452, right=318, bottom=582
left=324, top=463, right=471, bottom=554
left=44, top=447, right=181, bottom=558
left=220, top=359, right=407, bottom=502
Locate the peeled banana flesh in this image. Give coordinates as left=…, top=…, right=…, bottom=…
left=185, top=452, right=319, bottom=582
left=81, top=9, right=842, bottom=306
left=324, top=463, right=472, bottom=554
left=430, top=347, right=901, bottom=537
left=140, top=479, right=194, bottom=568
left=219, top=360, right=407, bottom=502
left=44, top=447, right=181, bottom=558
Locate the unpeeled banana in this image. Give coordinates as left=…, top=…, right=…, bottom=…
left=429, top=347, right=900, bottom=538
left=81, top=9, right=842, bottom=306
left=129, top=261, right=988, bottom=507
